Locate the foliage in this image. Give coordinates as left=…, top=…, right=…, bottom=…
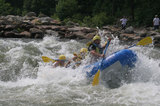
left=1, top=0, right=160, bottom=27
left=91, top=13, right=114, bottom=27
left=56, top=0, right=78, bottom=20
left=0, top=0, right=13, bottom=15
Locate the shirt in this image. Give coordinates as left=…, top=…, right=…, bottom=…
left=88, top=43, right=103, bottom=63
left=120, top=18, right=127, bottom=25
left=153, top=18, right=160, bottom=25
left=88, top=43, right=103, bottom=54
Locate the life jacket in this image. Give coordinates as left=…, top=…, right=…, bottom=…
left=88, top=42, right=103, bottom=54
left=73, top=54, right=82, bottom=66
left=57, top=61, right=66, bottom=67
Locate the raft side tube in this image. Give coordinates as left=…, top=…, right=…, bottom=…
left=86, top=49, right=137, bottom=77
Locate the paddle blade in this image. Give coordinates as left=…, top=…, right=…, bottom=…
left=136, top=37, right=152, bottom=46
left=42, top=56, right=56, bottom=63
left=92, top=70, right=100, bottom=86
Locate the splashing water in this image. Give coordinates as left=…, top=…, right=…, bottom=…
left=0, top=35, right=160, bottom=105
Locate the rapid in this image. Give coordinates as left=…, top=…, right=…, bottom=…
left=0, top=33, right=160, bottom=105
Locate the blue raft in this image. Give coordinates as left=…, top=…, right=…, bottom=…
left=85, top=49, right=137, bottom=88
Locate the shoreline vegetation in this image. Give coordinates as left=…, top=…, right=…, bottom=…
left=0, top=0, right=160, bottom=47
left=0, top=12, right=160, bottom=48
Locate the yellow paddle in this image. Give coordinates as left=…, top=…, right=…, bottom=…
left=92, top=70, right=100, bottom=86
left=42, top=56, right=56, bottom=63
left=92, top=40, right=111, bottom=86
left=128, top=37, right=152, bottom=48
left=136, top=36, right=152, bottom=46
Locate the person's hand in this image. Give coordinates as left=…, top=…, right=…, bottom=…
left=124, top=46, right=128, bottom=49
left=100, top=54, right=104, bottom=57
left=108, top=37, right=112, bottom=41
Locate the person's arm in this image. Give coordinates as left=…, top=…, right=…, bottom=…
left=90, top=50, right=104, bottom=57
left=65, top=55, right=78, bottom=68
left=65, top=60, right=71, bottom=68
left=53, top=62, right=59, bottom=68
left=102, top=37, right=112, bottom=49
left=153, top=18, right=155, bottom=26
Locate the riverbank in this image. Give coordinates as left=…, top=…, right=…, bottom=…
left=0, top=12, right=160, bottom=47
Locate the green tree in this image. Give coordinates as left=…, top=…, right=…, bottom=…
left=56, top=0, right=78, bottom=20
left=0, top=0, right=13, bottom=15
left=5, top=0, right=24, bottom=15
left=23, top=0, right=32, bottom=15
left=23, top=0, right=57, bottom=16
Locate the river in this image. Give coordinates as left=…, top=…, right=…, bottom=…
left=0, top=35, right=160, bottom=106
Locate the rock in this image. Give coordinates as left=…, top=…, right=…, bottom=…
left=6, top=15, right=23, bottom=25
left=30, top=28, right=43, bottom=34
left=154, top=43, right=160, bottom=48
left=4, top=31, right=22, bottom=38
left=153, top=35, right=160, bottom=47
left=67, top=26, right=84, bottom=32
left=19, top=22, right=34, bottom=30
left=34, top=33, right=44, bottom=38
left=0, top=31, right=3, bottom=37
left=0, top=25, right=5, bottom=31
left=0, top=19, right=12, bottom=25
left=147, top=31, right=159, bottom=36
left=20, top=31, right=31, bottom=38
left=4, top=31, right=15, bottom=37
left=39, top=17, right=53, bottom=25
left=119, top=33, right=141, bottom=41
left=66, top=21, right=79, bottom=26
left=154, top=35, right=160, bottom=40
left=38, top=13, right=48, bottom=18
left=31, top=18, right=41, bottom=25
left=23, top=16, right=36, bottom=21
left=67, top=26, right=96, bottom=33
left=25, top=12, right=37, bottom=17
left=102, top=25, right=120, bottom=32
left=0, top=14, right=160, bottom=48
left=5, top=25, right=16, bottom=31
left=136, top=30, right=147, bottom=37
left=37, top=25, right=67, bottom=31
left=85, top=32, right=96, bottom=39
left=50, top=20, right=61, bottom=25
left=45, top=30, right=58, bottom=36
left=29, top=28, right=44, bottom=38
left=124, top=26, right=134, bottom=34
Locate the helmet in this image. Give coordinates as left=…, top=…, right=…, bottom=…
left=92, top=35, right=101, bottom=41
left=80, top=48, right=88, bottom=53
left=59, top=55, right=66, bottom=60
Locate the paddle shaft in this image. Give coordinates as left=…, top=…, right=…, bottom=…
left=92, top=40, right=111, bottom=86
left=128, top=44, right=136, bottom=49
left=100, top=40, right=111, bottom=66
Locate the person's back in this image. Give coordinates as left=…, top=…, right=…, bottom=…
left=53, top=55, right=67, bottom=68
left=65, top=48, right=88, bottom=68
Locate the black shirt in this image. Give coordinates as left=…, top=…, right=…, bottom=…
left=88, top=43, right=103, bottom=54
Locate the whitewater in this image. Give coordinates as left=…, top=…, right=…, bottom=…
left=0, top=34, right=160, bottom=106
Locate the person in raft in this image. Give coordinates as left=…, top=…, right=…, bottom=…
left=65, top=48, right=88, bottom=68
left=53, top=55, right=67, bottom=68
left=87, top=35, right=111, bottom=63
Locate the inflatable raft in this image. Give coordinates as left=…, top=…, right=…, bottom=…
left=85, top=49, right=137, bottom=88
